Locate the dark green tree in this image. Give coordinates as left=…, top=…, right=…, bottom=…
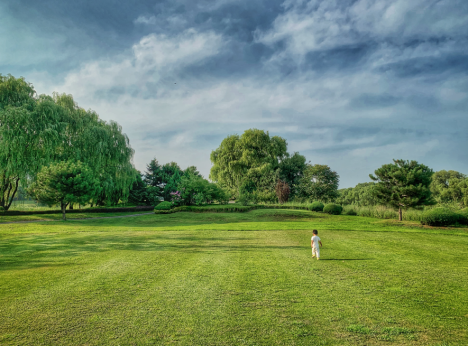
left=128, top=170, right=150, bottom=206
left=297, top=164, right=339, bottom=202
left=278, top=152, right=306, bottom=197
left=370, top=159, right=435, bottom=221
left=28, top=161, right=100, bottom=220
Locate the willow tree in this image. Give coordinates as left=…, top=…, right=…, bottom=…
left=53, top=93, right=135, bottom=206
left=0, top=75, right=135, bottom=210
left=210, top=129, right=288, bottom=200
left=0, top=75, right=64, bottom=210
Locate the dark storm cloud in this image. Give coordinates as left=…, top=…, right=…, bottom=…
left=2, top=0, right=468, bottom=187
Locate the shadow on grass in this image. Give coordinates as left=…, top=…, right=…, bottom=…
left=318, top=258, right=374, bottom=261
left=0, top=233, right=307, bottom=271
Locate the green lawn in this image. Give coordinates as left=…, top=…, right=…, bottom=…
left=1, top=210, right=467, bottom=345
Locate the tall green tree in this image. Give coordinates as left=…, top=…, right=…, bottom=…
left=28, top=161, right=100, bottom=220
left=0, top=75, right=63, bottom=210
left=53, top=93, right=135, bottom=206
left=370, top=159, right=435, bottom=221
left=210, top=129, right=288, bottom=200
left=296, top=164, right=340, bottom=202
left=1, top=76, right=135, bottom=210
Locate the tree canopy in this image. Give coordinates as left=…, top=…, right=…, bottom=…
left=28, top=161, right=100, bottom=220
left=210, top=129, right=297, bottom=202
left=296, top=164, right=340, bottom=202
left=430, top=170, right=468, bottom=206
left=0, top=75, right=135, bottom=209
left=370, top=159, right=435, bottom=220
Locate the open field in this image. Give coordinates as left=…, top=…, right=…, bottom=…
left=1, top=210, right=468, bottom=345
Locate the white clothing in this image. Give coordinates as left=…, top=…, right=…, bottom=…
left=312, top=246, right=320, bottom=258
left=311, top=235, right=321, bottom=249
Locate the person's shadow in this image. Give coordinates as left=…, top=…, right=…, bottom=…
left=318, top=258, right=373, bottom=261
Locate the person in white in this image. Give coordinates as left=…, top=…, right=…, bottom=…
left=311, top=229, right=322, bottom=260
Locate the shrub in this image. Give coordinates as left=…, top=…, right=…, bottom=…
left=154, top=209, right=174, bottom=214
left=458, top=208, right=468, bottom=225
left=345, top=208, right=357, bottom=216
left=0, top=206, right=4, bottom=212
left=323, top=203, right=342, bottom=215
left=420, top=208, right=460, bottom=226
left=154, top=201, right=172, bottom=210
left=309, top=201, right=324, bottom=212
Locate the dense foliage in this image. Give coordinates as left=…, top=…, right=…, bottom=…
left=430, top=170, right=468, bottom=207
left=336, top=182, right=378, bottom=206
left=296, top=164, right=339, bottom=202
left=420, top=208, right=461, bottom=227
left=154, top=201, right=172, bottom=210
left=0, top=75, right=135, bottom=210
left=177, top=174, right=229, bottom=205
left=370, top=160, right=435, bottom=221
left=210, top=129, right=306, bottom=203
left=28, top=161, right=100, bottom=220
left=309, top=201, right=324, bottom=212
left=323, top=203, right=343, bottom=215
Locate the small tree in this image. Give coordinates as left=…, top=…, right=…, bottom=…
left=28, top=161, right=100, bottom=220
left=275, top=180, right=290, bottom=204
left=369, top=159, right=435, bottom=221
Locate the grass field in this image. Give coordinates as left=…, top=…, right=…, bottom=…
left=1, top=210, right=467, bottom=345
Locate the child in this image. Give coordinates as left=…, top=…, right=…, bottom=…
left=311, top=229, right=322, bottom=260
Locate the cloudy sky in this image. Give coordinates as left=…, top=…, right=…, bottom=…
left=2, top=0, right=467, bottom=187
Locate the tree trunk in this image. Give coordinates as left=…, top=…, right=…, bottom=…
left=61, top=201, right=67, bottom=221
left=399, top=207, right=402, bottom=221
left=0, top=176, right=20, bottom=211
left=69, top=203, right=74, bottom=210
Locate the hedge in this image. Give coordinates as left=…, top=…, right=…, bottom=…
left=154, top=201, right=173, bottom=210
left=0, top=206, right=154, bottom=216
left=420, top=208, right=460, bottom=227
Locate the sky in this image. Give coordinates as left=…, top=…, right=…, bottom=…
left=1, top=0, right=468, bottom=188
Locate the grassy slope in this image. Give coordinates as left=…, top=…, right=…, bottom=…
left=0, top=209, right=467, bottom=345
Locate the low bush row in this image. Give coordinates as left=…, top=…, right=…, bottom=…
left=0, top=206, right=155, bottom=216
left=154, top=201, right=173, bottom=211
left=420, top=208, right=468, bottom=226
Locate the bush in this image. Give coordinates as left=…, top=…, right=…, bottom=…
left=174, top=205, right=253, bottom=213
left=420, top=208, right=460, bottom=226
left=345, top=208, right=357, bottom=216
left=323, top=203, right=342, bottom=215
left=154, top=201, right=172, bottom=210
left=154, top=209, right=174, bottom=214
left=458, top=208, right=468, bottom=225
left=0, top=206, right=4, bottom=212
left=309, top=201, right=324, bottom=212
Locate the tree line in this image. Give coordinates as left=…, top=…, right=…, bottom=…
left=2, top=74, right=467, bottom=221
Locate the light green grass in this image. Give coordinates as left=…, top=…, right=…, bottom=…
left=1, top=209, right=467, bottom=345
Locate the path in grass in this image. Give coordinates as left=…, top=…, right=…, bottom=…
left=0, top=210, right=467, bottom=345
